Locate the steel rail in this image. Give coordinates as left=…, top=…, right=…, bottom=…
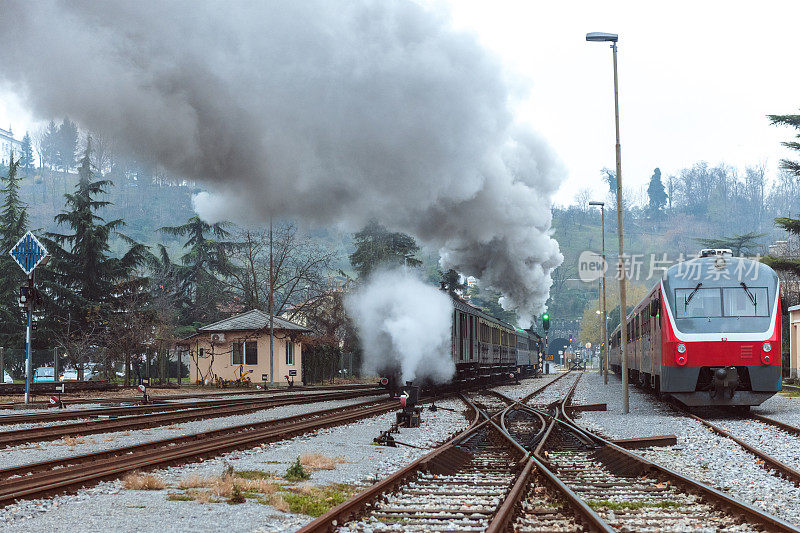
left=0, top=390, right=386, bottom=448
left=559, top=396, right=798, bottom=532
left=488, top=373, right=613, bottom=533
left=0, top=398, right=402, bottom=505
left=300, top=376, right=579, bottom=533
left=297, top=395, right=482, bottom=533
left=750, top=412, right=800, bottom=437
left=0, top=388, right=383, bottom=425
left=684, top=412, right=800, bottom=485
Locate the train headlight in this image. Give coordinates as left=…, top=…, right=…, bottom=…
left=762, top=342, right=772, bottom=353
left=676, top=343, right=687, bottom=354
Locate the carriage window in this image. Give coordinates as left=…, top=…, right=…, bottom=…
left=722, top=287, right=769, bottom=317
left=675, top=288, right=722, bottom=318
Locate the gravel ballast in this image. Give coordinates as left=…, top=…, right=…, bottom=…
left=0, top=395, right=387, bottom=469
left=575, top=370, right=800, bottom=526
left=0, top=397, right=470, bottom=532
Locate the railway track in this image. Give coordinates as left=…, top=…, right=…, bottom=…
left=0, top=390, right=387, bottom=449
left=680, top=408, right=800, bottom=485
left=0, top=387, right=384, bottom=426
left=511, top=376, right=797, bottom=532
left=299, top=373, right=599, bottom=532
left=0, top=396, right=404, bottom=505
left=303, top=372, right=796, bottom=532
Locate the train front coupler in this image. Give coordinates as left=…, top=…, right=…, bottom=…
left=709, top=366, right=739, bottom=400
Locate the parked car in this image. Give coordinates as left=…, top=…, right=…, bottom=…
left=33, top=366, right=56, bottom=382
left=60, top=369, right=79, bottom=381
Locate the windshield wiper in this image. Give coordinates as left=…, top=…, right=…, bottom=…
left=740, top=282, right=757, bottom=307
left=685, top=283, right=703, bottom=307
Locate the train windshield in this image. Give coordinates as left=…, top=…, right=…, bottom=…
left=722, top=286, right=769, bottom=317
left=675, top=288, right=721, bottom=318
left=674, top=287, right=769, bottom=318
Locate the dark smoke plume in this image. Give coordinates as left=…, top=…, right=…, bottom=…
left=0, top=0, right=563, bottom=321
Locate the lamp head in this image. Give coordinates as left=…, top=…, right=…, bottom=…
left=586, top=32, right=618, bottom=42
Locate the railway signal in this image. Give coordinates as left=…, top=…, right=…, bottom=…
left=9, top=231, right=49, bottom=405
left=542, top=313, right=550, bottom=331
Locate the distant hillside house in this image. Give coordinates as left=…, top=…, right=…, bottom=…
left=179, top=309, right=311, bottom=386
left=0, top=127, right=22, bottom=163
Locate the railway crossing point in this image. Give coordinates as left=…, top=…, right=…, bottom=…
left=9, top=231, right=49, bottom=405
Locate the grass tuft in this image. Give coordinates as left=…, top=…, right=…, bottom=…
left=285, top=458, right=310, bottom=481
left=123, top=472, right=166, bottom=490
left=235, top=470, right=276, bottom=480
left=166, top=493, right=193, bottom=501
left=281, top=484, right=356, bottom=517
left=299, top=453, right=345, bottom=471
left=587, top=499, right=682, bottom=511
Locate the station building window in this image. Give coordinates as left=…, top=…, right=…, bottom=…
left=233, top=341, right=258, bottom=365
left=286, top=341, right=295, bottom=365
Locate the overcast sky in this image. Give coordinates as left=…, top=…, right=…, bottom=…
left=2, top=1, right=798, bottom=207
left=445, top=0, right=800, bottom=205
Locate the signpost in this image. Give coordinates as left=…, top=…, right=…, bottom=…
left=9, top=232, right=48, bottom=404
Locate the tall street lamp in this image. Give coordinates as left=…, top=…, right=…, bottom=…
left=586, top=31, right=629, bottom=413
left=588, top=200, right=608, bottom=385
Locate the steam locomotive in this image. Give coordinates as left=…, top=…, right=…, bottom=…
left=608, top=249, right=782, bottom=406
left=382, top=296, right=544, bottom=392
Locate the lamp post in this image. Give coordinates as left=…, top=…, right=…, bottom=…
left=586, top=31, right=628, bottom=413
left=589, top=200, right=608, bottom=385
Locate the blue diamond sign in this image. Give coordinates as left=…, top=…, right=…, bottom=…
left=9, top=232, right=48, bottom=277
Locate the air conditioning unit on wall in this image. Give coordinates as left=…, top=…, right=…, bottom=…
left=210, top=333, right=226, bottom=344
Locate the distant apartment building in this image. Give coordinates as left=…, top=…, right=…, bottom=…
left=0, top=127, right=23, bottom=163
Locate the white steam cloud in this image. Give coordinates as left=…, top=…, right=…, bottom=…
left=0, top=0, right=563, bottom=318
left=346, top=269, right=454, bottom=384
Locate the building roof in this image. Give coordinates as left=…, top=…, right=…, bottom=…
left=197, top=309, right=312, bottom=333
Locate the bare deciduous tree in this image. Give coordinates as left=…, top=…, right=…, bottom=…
left=227, top=223, right=339, bottom=321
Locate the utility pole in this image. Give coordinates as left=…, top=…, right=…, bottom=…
left=269, top=215, right=274, bottom=388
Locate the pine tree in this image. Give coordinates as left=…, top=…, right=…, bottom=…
left=55, top=118, right=78, bottom=172
left=768, top=112, right=800, bottom=178
left=42, top=120, right=58, bottom=169
left=348, top=220, right=422, bottom=278
left=647, top=168, right=667, bottom=217
left=159, top=216, right=237, bottom=326
left=42, top=138, right=146, bottom=345
left=763, top=217, right=800, bottom=276
left=440, top=269, right=467, bottom=298
left=694, top=232, right=766, bottom=256
left=0, top=152, right=29, bottom=348
left=20, top=133, right=34, bottom=171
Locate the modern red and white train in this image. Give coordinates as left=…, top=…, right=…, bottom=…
left=609, top=249, right=782, bottom=406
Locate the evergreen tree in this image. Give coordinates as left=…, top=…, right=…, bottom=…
left=440, top=269, right=467, bottom=298
left=763, top=217, right=800, bottom=276
left=159, top=216, right=237, bottom=326
left=694, top=232, right=765, bottom=256
left=0, top=153, right=29, bottom=348
left=41, top=120, right=58, bottom=169
left=348, top=220, right=422, bottom=278
left=42, top=138, right=146, bottom=349
left=20, top=133, right=34, bottom=171
left=646, top=167, right=667, bottom=216
left=55, top=118, right=78, bottom=172
left=768, top=111, right=800, bottom=178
